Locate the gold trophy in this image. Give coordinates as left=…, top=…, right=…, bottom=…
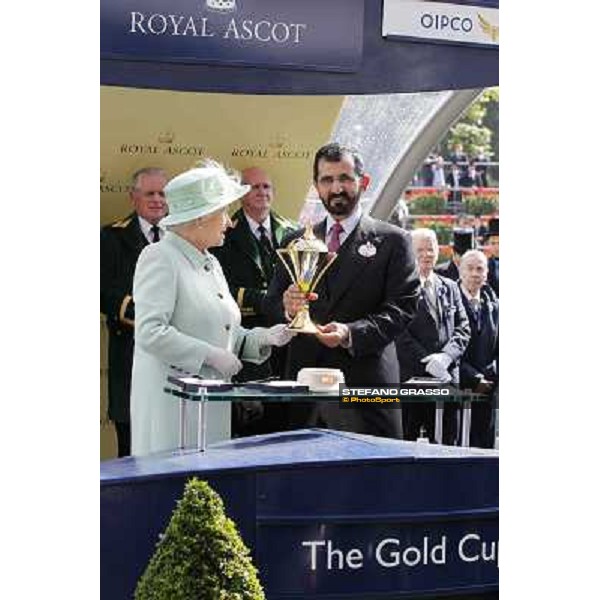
left=276, top=224, right=337, bottom=334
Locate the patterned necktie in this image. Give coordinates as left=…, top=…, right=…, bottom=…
left=328, top=222, right=344, bottom=252
left=151, top=225, right=161, bottom=243
left=257, top=224, right=274, bottom=279
left=470, top=297, right=482, bottom=330
left=423, top=279, right=439, bottom=324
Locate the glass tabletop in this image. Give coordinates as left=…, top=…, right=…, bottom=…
left=163, top=384, right=487, bottom=404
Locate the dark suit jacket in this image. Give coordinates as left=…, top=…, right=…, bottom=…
left=459, top=172, right=483, bottom=188
left=459, top=285, right=499, bottom=390
left=100, top=213, right=148, bottom=423
left=395, top=273, right=471, bottom=385
left=435, top=260, right=460, bottom=282
left=212, top=208, right=296, bottom=330
left=487, top=257, right=499, bottom=297
left=264, top=215, right=420, bottom=438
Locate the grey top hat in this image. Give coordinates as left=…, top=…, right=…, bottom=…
left=160, top=166, right=250, bottom=227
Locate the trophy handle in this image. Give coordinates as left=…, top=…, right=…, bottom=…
left=309, top=253, right=338, bottom=293
left=275, top=249, right=297, bottom=284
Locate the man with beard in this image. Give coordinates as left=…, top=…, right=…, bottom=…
left=263, top=143, right=420, bottom=438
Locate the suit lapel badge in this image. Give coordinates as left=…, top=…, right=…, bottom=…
left=357, top=241, right=377, bottom=258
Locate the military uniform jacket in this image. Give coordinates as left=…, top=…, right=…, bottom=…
left=459, top=284, right=499, bottom=390
left=395, top=273, right=471, bottom=385
left=264, top=215, right=420, bottom=438
left=100, top=213, right=148, bottom=423
left=212, top=208, right=297, bottom=329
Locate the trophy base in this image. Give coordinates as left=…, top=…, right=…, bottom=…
left=288, top=306, right=319, bottom=335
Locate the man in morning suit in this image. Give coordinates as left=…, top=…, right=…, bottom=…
left=435, top=227, right=476, bottom=282
left=264, top=143, right=420, bottom=439
left=485, top=217, right=500, bottom=297
left=100, top=167, right=168, bottom=456
left=396, top=228, right=471, bottom=445
left=458, top=250, right=499, bottom=449
left=212, top=167, right=296, bottom=436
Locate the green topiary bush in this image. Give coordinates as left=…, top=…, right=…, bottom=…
left=135, top=478, right=265, bottom=600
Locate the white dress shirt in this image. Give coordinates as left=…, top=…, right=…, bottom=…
left=138, top=216, right=164, bottom=244
left=325, top=206, right=362, bottom=248
left=460, top=283, right=482, bottom=304
left=245, top=213, right=273, bottom=243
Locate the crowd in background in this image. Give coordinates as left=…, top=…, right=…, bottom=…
left=411, top=143, right=496, bottom=190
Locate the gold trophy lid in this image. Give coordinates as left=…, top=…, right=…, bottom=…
left=288, top=222, right=329, bottom=252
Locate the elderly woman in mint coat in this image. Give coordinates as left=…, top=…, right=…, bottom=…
left=131, top=164, right=294, bottom=457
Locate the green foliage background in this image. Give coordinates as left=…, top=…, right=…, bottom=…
left=443, top=88, right=499, bottom=161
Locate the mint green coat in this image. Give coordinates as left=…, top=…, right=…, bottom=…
left=131, top=231, right=270, bottom=456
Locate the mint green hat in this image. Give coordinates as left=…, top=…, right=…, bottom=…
left=160, top=166, right=249, bottom=227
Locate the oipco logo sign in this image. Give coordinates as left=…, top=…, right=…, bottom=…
left=382, top=0, right=499, bottom=47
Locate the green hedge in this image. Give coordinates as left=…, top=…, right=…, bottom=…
left=408, top=195, right=447, bottom=215
left=463, top=195, right=499, bottom=215
left=408, top=193, right=498, bottom=216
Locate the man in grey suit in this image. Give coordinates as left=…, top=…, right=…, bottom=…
left=396, top=228, right=471, bottom=445
left=264, top=143, right=420, bottom=438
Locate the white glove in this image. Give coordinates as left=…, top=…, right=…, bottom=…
left=421, top=353, right=452, bottom=382
left=204, top=347, right=243, bottom=380
left=263, top=323, right=297, bottom=347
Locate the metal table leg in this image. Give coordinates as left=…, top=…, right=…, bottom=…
left=434, top=401, right=444, bottom=444
left=461, top=399, right=472, bottom=447
left=179, top=397, right=186, bottom=449
left=197, top=387, right=208, bottom=452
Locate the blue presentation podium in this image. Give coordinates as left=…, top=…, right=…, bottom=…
left=101, top=429, right=498, bottom=599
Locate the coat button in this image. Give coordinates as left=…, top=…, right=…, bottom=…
left=217, top=292, right=224, bottom=299
left=225, top=324, right=231, bottom=331
left=204, top=264, right=211, bottom=272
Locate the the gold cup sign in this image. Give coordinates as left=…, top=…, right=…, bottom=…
left=276, top=224, right=337, bottom=334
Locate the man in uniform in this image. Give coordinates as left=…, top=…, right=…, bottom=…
left=100, top=167, right=168, bottom=456
left=212, top=166, right=296, bottom=435
left=264, top=143, right=420, bottom=439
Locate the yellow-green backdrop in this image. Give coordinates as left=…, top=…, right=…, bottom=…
left=100, top=86, right=344, bottom=458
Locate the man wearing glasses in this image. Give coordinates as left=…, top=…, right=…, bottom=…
left=264, top=143, right=420, bottom=438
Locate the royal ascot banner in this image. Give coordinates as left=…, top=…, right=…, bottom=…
left=101, top=0, right=364, bottom=73
left=100, top=87, right=343, bottom=225
left=382, top=1, right=499, bottom=47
